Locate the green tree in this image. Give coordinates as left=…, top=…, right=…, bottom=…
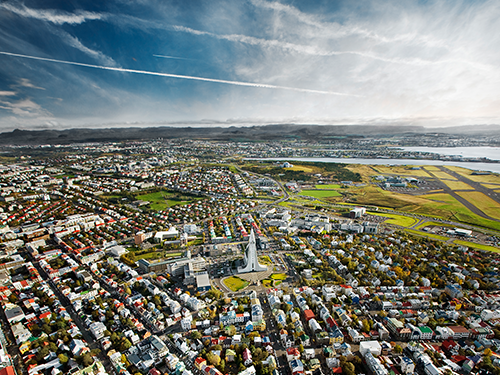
left=394, top=345, right=403, bottom=354
left=207, top=352, right=221, bottom=366
left=58, top=353, right=69, bottom=364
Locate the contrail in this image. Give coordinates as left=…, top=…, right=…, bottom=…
left=153, top=54, right=194, bottom=61
left=0, top=51, right=359, bottom=96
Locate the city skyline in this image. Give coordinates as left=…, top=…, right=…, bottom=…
left=1, top=0, right=499, bottom=130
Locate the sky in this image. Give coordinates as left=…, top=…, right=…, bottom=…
left=0, top=0, right=499, bottom=131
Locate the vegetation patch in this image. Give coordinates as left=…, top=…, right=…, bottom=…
left=258, top=255, right=272, bottom=265
left=440, top=180, right=473, bottom=190
left=270, top=273, right=287, bottom=280
left=428, top=171, right=458, bottom=180
left=315, top=184, right=341, bottom=189
left=456, top=191, right=500, bottom=220
left=223, top=276, right=249, bottom=292
left=404, top=229, right=449, bottom=241
left=301, top=190, right=341, bottom=198
left=453, top=240, right=500, bottom=253
left=136, top=190, right=202, bottom=211
left=367, top=212, right=417, bottom=227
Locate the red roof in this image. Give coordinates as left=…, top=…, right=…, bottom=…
left=0, top=367, right=15, bottom=375
left=303, top=310, right=315, bottom=321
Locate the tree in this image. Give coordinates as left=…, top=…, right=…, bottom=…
left=298, top=344, right=304, bottom=353
left=207, top=352, right=221, bottom=366
left=342, top=362, right=355, bottom=375
left=191, top=331, right=202, bottom=340
left=361, top=319, right=370, bottom=333
left=394, top=345, right=403, bottom=354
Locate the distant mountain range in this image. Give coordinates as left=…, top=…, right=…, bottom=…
left=1, top=124, right=500, bottom=145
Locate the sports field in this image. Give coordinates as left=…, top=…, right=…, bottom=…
left=301, top=190, right=341, bottom=198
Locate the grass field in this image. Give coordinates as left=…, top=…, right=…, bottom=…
left=315, top=184, right=341, bottom=189
left=423, top=166, right=441, bottom=171
left=270, top=273, right=287, bottom=280
left=417, top=193, right=500, bottom=231
left=223, top=276, right=249, bottom=292
left=135, top=251, right=182, bottom=260
left=405, top=229, right=449, bottom=241
left=441, top=180, right=474, bottom=190
left=456, top=191, right=500, bottom=220
left=428, top=171, right=458, bottom=180
left=285, top=165, right=314, bottom=172
left=453, top=240, right=500, bottom=253
left=481, top=183, right=500, bottom=189
left=367, top=212, right=417, bottom=227
left=415, top=221, right=455, bottom=230
left=445, top=167, right=500, bottom=184
left=372, top=165, right=431, bottom=177
left=136, top=190, right=201, bottom=211
left=301, top=190, right=342, bottom=198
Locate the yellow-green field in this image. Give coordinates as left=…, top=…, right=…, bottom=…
left=270, top=273, right=287, bottom=280
left=423, top=166, right=441, bottom=171
left=456, top=191, right=500, bottom=220
left=372, top=165, right=431, bottom=177
left=367, top=212, right=417, bottom=227
left=453, top=240, right=500, bottom=253
left=223, top=276, right=249, bottom=292
left=445, top=167, right=500, bottom=184
left=481, top=183, right=500, bottom=189
left=428, top=171, right=458, bottom=180
left=441, top=180, right=474, bottom=190
left=284, top=165, right=314, bottom=172
left=405, top=229, right=449, bottom=241
left=301, top=190, right=342, bottom=198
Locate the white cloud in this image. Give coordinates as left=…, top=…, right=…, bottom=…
left=0, top=2, right=103, bottom=25
left=55, top=30, right=119, bottom=67
left=0, top=91, right=16, bottom=96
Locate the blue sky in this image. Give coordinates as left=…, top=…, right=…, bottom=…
left=0, top=0, right=499, bottom=131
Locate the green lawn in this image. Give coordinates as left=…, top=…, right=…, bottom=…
left=270, top=273, right=287, bottom=280
left=223, top=276, right=249, bottom=292
left=136, top=190, right=202, bottom=211
left=301, top=190, right=341, bottom=198
left=315, top=184, right=341, bottom=189
left=367, top=212, right=417, bottom=227
left=135, top=251, right=183, bottom=260
left=453, top=240, right=500, bottom=253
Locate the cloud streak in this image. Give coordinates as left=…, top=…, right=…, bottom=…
left=0, top=2, right=103, bottom=25
left=153, top=54, right=195, bottom=61
left=0, top=51, right=359, bottom=96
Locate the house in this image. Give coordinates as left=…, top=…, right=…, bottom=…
left=195, top=357, right=206, bottom=370
left=226, top=349, right=236, bottom=362
left=69, top=339, right=89, bottom=356
left=243, top=348, right=253, bottom=366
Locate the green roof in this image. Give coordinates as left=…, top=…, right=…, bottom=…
left=419, top=326, right=433, bottom=333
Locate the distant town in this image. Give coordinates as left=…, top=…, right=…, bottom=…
left=0, top=139, right=499, bottom=375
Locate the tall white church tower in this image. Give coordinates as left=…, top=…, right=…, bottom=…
left=238, top=229, right=267, bottom=273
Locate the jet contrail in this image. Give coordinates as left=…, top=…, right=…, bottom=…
left=153, top=54, right=194, bottom=61
left=0, top=51, right=359, bottom=96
